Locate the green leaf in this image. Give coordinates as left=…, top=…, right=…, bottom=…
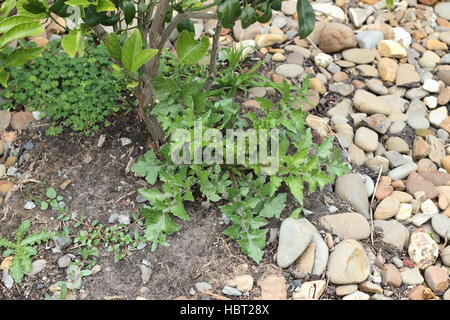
left=237, top=229, right=267, bottom=263
left=0, top=71, right=9, bottom=87
left=176, top=18, right=195, bottom=34
left=46, top=187, right=57, bottom=199
left=269, top=175, right=282, bottom=197
left=223, top=224, right=241, bottom=239
left=6, top=47, right=43, bottom=67
left=217, top=0, right=241, bottom=29
left=285, top=175, right=304, bottom=205
left=259, top=193, right=286, bottom=218
left=0, top=21, right=45, bottom=48
left=106, top=32, right=122, bottom=61
left=10, top=257, right=24, bottom=283
left=0, top=237, right=16, bottom=248
left=171, top=194, right=190, bottom=220
left=131, top=150, right=161, bottom=185
left=0, top=15, right=39, bottom=33
left=49, top=0, right=71, bottom=17
left=40, top=201, right=49, bottom=210
left=96, top=0, right=115, bottom=12
left=175, top=30, right=209, bottom=65
left=240, top=6, right=257, bottom=29
left=122, top=1, right=136, bottom=25
left=121, top=29, right=158, bottom=72
left=0, top=0, right=16, bottom=20
left=20, top=230, right=52, bottom=246
left=61, top=29, right=84, bottom=58
left=22, top=0, right=47, bottom=14
left=297, top=0, right=315, bottom=39
left=65, top=0, right=97, bottom=7
left=15, top=220, right=31, bottom=242
left=143, top=210, right=180, bottom=240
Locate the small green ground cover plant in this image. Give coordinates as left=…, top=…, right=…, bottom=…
left=0, top=39, right=127, bottom=135
left=0, top=220, right=53, bottom=283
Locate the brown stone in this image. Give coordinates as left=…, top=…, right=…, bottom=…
left=424, top=266, right=449, bottom=293
left=406, top=172, right=439, bottom=199
left=418, top=0, right=438, bottom=5
left=0, top=180, right=13, bottom=193
left=408, top=285, right=426, bottom=300
left=442, top=156, right=450, bottom=174
left=392, top=180, right=406, bottom=191
left=29, top=36, right=49, bottom=48
left=418, top=171, right=450, bottom=186
left=378, top=58, right=398, bottom=83
left=381, top=264, right=402, bottom=288
left=10, top=112, right=34, bottom=130
left=412, top=136, right=431, bottom=160
left=318, top=23, right=357, bottom=53
left=440, top=117, right=450, bottom=133
left=438, top=88, right=450, bottom=105
left=425, top=39, right=448, bottom=51
left=257, top=275, right=287, bottom=300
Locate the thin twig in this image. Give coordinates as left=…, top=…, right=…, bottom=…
left=370, top=166, right=383, bottom=247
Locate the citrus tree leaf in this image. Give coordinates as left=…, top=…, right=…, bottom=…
left=106, top=32, right=122, bottom=61
left=175, top=30, right=209, bottom=65
left=122, top=1, right=136, bottom=24
left=6, top=47, right=43, bottom=67
left=96, top=0, right=115, bottom=12
left=0, top=21, right=44, bottom=48
left=0, top=71, right=9, bottom=87
left=217, top=0, right=241, bottom=29
left=0, top=15, right=39, bottom=33
left=61, top=29, right=84, bottom=58
left=297, top=0, right=315, bottom=39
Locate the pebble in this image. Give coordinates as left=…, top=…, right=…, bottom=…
left=408, top=230, right=439, bottom=269
left=326, top=239, right=370, bottom=284
left=320, top=212, right=370, bottom=240
left=222, top=285, right=242, bottom=296
left=334, top=174, right=370, bottom=218
left=275, top=64, right=304, bottom=78
left=24, top=201, right=36, bottom=210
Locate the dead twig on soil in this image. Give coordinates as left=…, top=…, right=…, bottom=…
left=369, top=166, right=383, bottom=247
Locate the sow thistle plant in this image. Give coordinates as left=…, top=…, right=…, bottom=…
left=0, top=220, right=53, bottom=283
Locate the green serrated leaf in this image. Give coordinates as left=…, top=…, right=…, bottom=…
left=259, top=193, right=286, bottom=218
left=237, top=229, right=267, bottom=263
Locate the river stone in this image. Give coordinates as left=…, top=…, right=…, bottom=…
left=408, top=230, right=439, bottom=269
left=435, top=2, right=450, bottom=20
left=431, top=214, right=450, bottom=238
left=356, top=30, right=384, bottom=49
left=308, top=220, right=330, bottom=276
left=275, top=64, right=304, bottom=78
left=374, top=219, right=410, bottom=250
left=326, top=239, right=370, bottom=285
left=277, top=218, right=313, bottom=268
left=353, top=90, right=391, bottom=115
left=320, top=212, right=370, bottom=240
left=335, top=174, right=370, bottom=218
left=342, top=48, right=376, bottom=64
left=388, top=162, right=418, bottom=180
left=400, top=267, right=424, bottom=285
left=374, top=196, right=400, bottom=220
left=354, top=127, right=378, bottom=152
left=318, top=22, right=357, bottom=53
